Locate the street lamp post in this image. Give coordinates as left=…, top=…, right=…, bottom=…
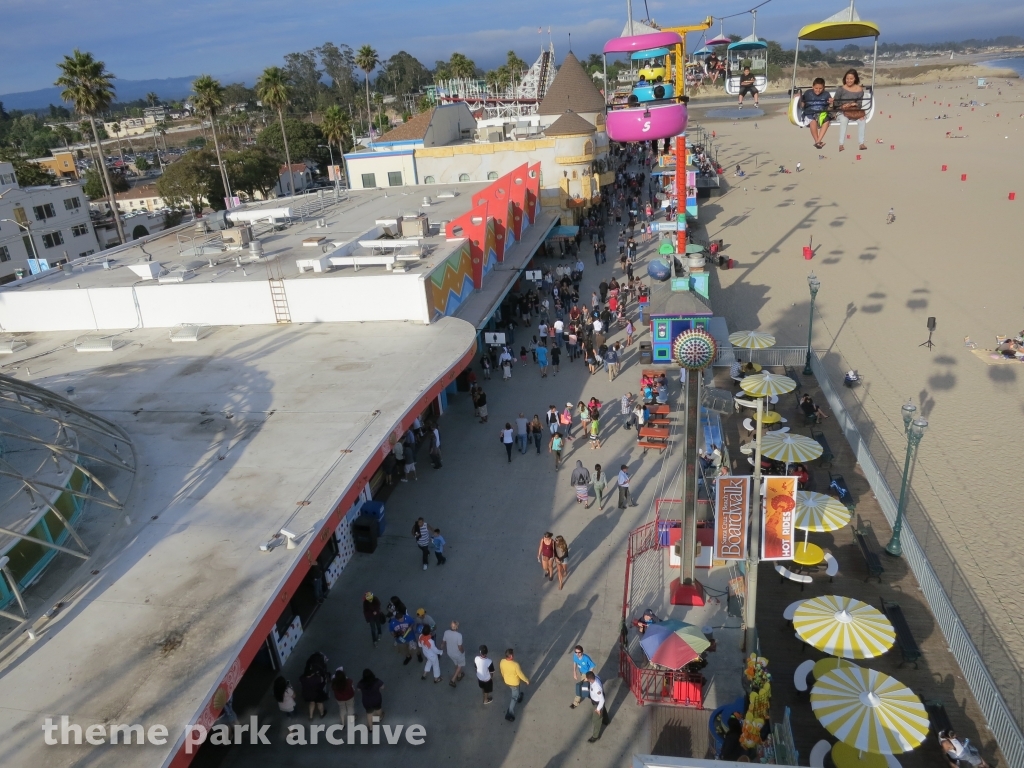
left=318, top=144, right=339, bottom=201
left=0, top=218, right=39, bottom=262
left=886, top=400, right=928, bottom=557
left=803, top=272, right=820, bottom=375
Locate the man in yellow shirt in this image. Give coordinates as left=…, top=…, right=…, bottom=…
left=498, top=648, right=530, bottom=722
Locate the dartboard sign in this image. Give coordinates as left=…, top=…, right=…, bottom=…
left=672, top=328, right=718, bottom=370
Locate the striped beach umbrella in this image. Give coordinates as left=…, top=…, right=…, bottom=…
left=796, top=491, right=852, bottom=532
left=740, top=372, right=795, bottom=397
left=811, top=666, right=928, bottom=754
left=728, top=330, right=777, bottom=350
left=794, top=595, right=895, bottom=659
left=759, top=432, right=822, bottom=464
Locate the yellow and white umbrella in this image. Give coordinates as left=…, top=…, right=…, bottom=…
left=796, top=491, right=852, bottom=538
left=794, top=595, right=895, bottom=659
left=740, top=372, right=796, bottom=398
left=760, top=432, right=823, bottom=464
left=729, top=330, right=777, bottom=350
left=811, top=666, right=929, bottom=754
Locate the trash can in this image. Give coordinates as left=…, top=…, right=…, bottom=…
left=351, top=516, right=378, bottom=554
left=360, top=501, right=386, bottom=536
left=639, top=343, right=653, bottom=365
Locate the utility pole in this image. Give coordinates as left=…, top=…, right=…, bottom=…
left=743, top=396, right=765, bottom=652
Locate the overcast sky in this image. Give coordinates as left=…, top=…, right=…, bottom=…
left=3, top=0, right=1023, bottom=94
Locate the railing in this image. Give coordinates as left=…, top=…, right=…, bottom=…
left=809, top=350, right=1024, bottom=768
left=722, top=345, right=808, bottom=368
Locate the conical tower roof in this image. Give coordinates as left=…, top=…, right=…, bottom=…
left=544, top=110, right=596, bottom=137
left=538, top=52, right=606, bottom=116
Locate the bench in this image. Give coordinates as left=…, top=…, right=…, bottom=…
left=784, top=365, right=804, bottom=397
left=811, top=429, right=834, bottom=467
left=775, top=563, right=811, bottom=589
left=648, top=417, right=670, bottom=427
left=881, top=598, right=922, bottom=668
left=925, top=700, right=954, bottom=739
left=637, top=441, right=668, bottom=453
left=853, top=528, right=884, bottom=582
left=828, top=471, right=855, bottom=510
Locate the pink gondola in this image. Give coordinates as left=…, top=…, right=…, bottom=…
left=603, top=31, right=687, bottom=142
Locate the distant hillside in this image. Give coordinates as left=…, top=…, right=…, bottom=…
left=0, top=76, right=200, bottom=111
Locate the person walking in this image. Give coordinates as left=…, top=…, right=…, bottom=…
left=475, top=389, right=489, bottom=424
left=499, top=649, right=531, bottom=722
left=515, top=413, right=529, bottom=454
left=560, top=403, right=575, bottom=439
left=412, top=517, right=432, bottom=570
left=546, top=405, right=560, bottom=436
left=592, top=464, right=608, bottom=510
left=419, top=627, right=443, bottom=683
left=274, top=677, right=296, bottom=718
left=570, top=460, right=591, bottom=506
left=427, top=423, right=442, bottom=469
left=362, top=591, right=384, bottom=646
left=500, top=422, right=515, bottom=463
left=441, top=620, right=466, bottom=687
left=586, top=671, right=607, bottom=742
left=553, top=535, right=570, bottom=590
left=607, top=342, right=622, bottom=380
left=332, top=667, right=355, bottom=723
left=549, top=431, right=564, bottom=469
left=550, top=344, right=561, bottom=375
left=529, top=414, right=544, bottom=454
left=589, top=416, right=601, bottom=450
left=356, top=669, right=385, bottom=727
left=480, top=354, right=492, bottom=380
left=474, top=646, right=496, bottom=705
left=620, top=392, right=634, bottom=417
left=299, top=652, right=329, bottom=720
left=570, top=646, right=596, bottom=708
left=537, top=531, right=555, bottom=581
left=430, top=528, right=447, bottom=565
left=536, top=344, right=549, bottom=377
left=388, top=606, right=420, bottom=665
left=617, top=464, right=639, bottom=508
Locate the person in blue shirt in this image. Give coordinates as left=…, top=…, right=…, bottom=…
left=799, top=77, right=834, bottom=149
left=570, top=645, right=597, bottom=708
left=388, top=611, right=421, bottom=665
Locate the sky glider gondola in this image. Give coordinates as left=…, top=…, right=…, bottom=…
left=788, top=0, right=881, bottom=127
left=604, top=30, right=688, bottom=142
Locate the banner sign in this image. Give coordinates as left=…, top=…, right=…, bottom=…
left=714, top=476, right=750, bottom=560
left=762, top=476, right=797, bottom=561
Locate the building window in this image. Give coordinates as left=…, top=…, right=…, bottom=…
left=0, top=172, right=16, bottom=185
left=64, top=196, right=81, bottom=211
left=458, top=173, right=470, bottom=182
left=423, top=176, right=435, bottom=184
left=387, top=171, right=403, bottom=187
left=584, top=140, right=594, bottom=155
left=41, top=231, right=65, bottom=248
left=22, top=236, right=33, bottom=257
left=33, top=203, right=56, bottom=221
left=71, top=224, right=89, bottom=237
left=361, top=173, right=376, bottom=188
left=0, top=245, right=9, bottom=263
left=487, top=171, right=499, bottom=180
left=79, top=250, right=95, bottom=258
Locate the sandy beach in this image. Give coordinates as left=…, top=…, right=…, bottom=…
left=689, top=76, right=1024, bottom=715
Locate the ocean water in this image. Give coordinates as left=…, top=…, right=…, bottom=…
left=980, top=57, right=1024, bottom=76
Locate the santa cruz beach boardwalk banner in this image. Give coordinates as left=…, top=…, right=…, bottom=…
left=761, top=476, right=796, bottom=561
left=714, top=476, right=750, bottom=560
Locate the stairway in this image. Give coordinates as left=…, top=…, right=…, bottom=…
left=268, top=278, right=291, bottom=324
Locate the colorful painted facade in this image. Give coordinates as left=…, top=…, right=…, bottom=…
left=427, top=241, right=474, bottom=320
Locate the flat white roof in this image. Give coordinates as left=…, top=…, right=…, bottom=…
left=0, top=317, right=477, bottom=767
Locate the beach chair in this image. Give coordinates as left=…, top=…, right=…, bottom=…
left=963, top=336, right=977, bottom=349
left=809, top=740, right=831, bottom=768
left=794, top=659, right=815, bottom=692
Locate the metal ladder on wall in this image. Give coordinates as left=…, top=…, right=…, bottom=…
left=268, top=279, right=291, bottom=323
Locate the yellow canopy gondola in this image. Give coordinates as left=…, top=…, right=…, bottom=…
left=789, top=1, right=881, bottom=127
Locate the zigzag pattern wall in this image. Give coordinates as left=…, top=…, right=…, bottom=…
left=428, top=241, right=475, bottom=320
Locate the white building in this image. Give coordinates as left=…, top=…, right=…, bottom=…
left=0, top=162, right=100, bottom=284
left=342, top=53, right=613, bottom=219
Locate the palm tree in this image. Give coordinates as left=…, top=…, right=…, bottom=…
left=354, top=45, right=379, bottom=139
left=146, top=91, right=159, bottom=107
left=53, top=124, right=73, bottom=150
left=320, top=105, right=349, bottom=170
left=255, top=66, right=294, bottom=197
left=110, top=121, right=126, bottom=168
left=192, top=75, right=232, bottom=204
left=449, top=53, right=477, bottom=80
left=56, top=50, right=126, bottom=244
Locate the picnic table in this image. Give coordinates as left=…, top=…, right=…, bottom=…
left=649, top=404, right=670, bottom=416
left=793, top=542, right=824, bottom=567
left=832, top=742, right=887, bottom=768
left=639, top=426, right=670, bottom=440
